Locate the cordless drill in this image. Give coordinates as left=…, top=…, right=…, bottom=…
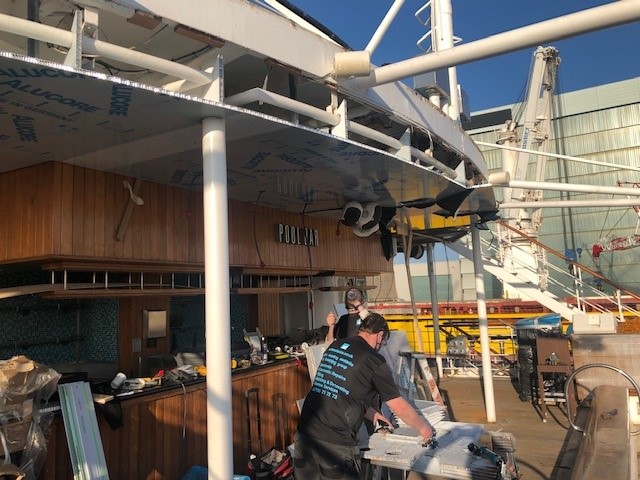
left=468, top=442, right=503, bottom=466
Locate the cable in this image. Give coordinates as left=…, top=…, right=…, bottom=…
left=300, top=204, right=313, bottom=276
left=253, top=191, right=266, bottom=268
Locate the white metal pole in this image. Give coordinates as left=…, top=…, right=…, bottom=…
left=365, top=0, right=405, bottom=55
left=478, top=141, right=640, bottom=174
left=491, top=179, right=640, bottom=197
left=353, top=2, right=640, bottom=87
left=500, top=199, right=640, bottom=209
left=471, top=222, right=496, bottom=422
left=426, top=243, right=443, bottom=379
left=437, top=0, right=460, bottom=123
left=202, top=117, right=233, bottom=480
left=402, top=210, right=425, bottom=353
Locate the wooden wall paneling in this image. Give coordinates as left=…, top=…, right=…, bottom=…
left=83, top=168, right=96, bottom=257
left=195, top=191, right=205, bottom=266
left=112, top=172, right=125, bottom=260
left=57, top=164, right=74, bottom=256
left=92, top=170, right=105, bottom=258
left=34, top=166, right=47, bottom=256
left=118, top=297, right=171, bottom=377
left=229, top=199, right=392, bottom=274
left=71, top=166, right=85, bottom=256
left=39, top=366, right=308, bottom=479
left=1, top=162, right=389, bottom=272
left=179, top=189, right=190, bottom=263
left=230, top=362, right=311, bottom=473
left=14, top=169, right=26, bottom=257
left=169, top=185, right=180, bottom=262
left=257, top=293, right=281, bottom=335
left=155, top=183, right=167, bottom=261
left=187, top=190, right=201, bottom=263
left=145, top=181, right=157, bottom=260
left=152, top=399, right=166, bottom=480
left=121, top=179, right=135, bottom=260
left=229, top=199, right=254, bottom=267
left=130, top=180, right=143, bottom=261
left=161, top=184, right=171, bottom=260
left=103, top=170, right=116, bottom=258
left=0, top=171, right=20, bottom=259
left=10, top=169, right=20, bottom=258
left=19, top=168, right=32, bottom=257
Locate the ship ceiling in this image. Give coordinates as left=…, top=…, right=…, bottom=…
left=0, top=0, right=497, bottom=241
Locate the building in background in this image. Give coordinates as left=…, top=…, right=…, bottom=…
left=394, top=77, right=640, bottom=303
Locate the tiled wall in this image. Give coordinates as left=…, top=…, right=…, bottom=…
left=170, top=295, right=248, bottom=351
left=0, top=270, right=249, bottom=365
left=0, top=270, right=118, bottom=365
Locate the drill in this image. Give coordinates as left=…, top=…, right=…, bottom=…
left=468, top=442, right=503, bottom=466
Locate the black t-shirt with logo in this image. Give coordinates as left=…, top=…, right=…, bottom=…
left=298, top=336, right=400, bottom=446
left=334, top=313, right=361, bottom=339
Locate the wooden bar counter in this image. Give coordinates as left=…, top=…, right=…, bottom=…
left=39, top=357, right=311, bottom=479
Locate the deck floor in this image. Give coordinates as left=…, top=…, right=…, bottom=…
left=404, top=375, right=584, bottom=480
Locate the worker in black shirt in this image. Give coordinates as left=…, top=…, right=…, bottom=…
left=295, top=313, right=434, bottom=479
left=325, top=287, right=369, bottom=343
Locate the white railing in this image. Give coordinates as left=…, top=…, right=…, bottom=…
left=489, top=221, right=640, bottom=321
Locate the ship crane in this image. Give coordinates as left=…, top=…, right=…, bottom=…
left=496, top=46, right=560, bottom=296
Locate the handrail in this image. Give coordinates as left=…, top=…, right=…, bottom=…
left=565, top=363, right=640, bottom=433
left=497, top=220, right=640, bottom=303
left=474, top=223, right=640, bottom=321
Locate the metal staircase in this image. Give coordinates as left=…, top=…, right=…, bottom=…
left=450, top=221, right=640, bottom=322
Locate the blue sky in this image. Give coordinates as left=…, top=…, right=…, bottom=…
left=288, top=0, right=640, bottom=112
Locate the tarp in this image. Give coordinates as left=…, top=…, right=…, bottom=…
left=514, top=313, right=561, bottom=329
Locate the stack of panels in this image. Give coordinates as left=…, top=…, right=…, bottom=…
left=365, top=419, right=518, bottom=479
left=364, top=433, right=427, bottom=470
left=58, top=382, right=109, bottom=480
left=410, top=422, right=501, bottom=479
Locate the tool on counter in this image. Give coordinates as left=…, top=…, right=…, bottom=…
left=468, top=442, right=504, bottom=466
left=374, top=422, right=394, bottom=435
left=424, top=433, right=438, bottom=449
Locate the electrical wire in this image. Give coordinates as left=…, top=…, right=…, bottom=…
left=300, top=204, right=314, bottom=276
left=253, top=191, right=266, bottom=268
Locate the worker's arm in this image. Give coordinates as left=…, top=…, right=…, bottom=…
left=325, top=312, right=337, bottom=343
left=364, top=407, right=393, bottom=429
left=386, top=396, right=433, bottom=442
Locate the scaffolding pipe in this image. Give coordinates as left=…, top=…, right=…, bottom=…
left=0, top=13, right=214, bottom=85
left=471, top=221, right=496, bottom=422
left=477, top=141, right=640, bottom=174
left=352, top=2, right=640, bottom=87
left=500, top=199, right=640, bottom=209
left=402, top=210, right=424, bottom=353
left=490, top=179, right=640, bottom=197
left=426, top=243, right=443, bottom=379
left=365, top=0, right=405, bottom=55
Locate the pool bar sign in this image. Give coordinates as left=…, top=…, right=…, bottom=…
left=277, top=223, right=319, bottom=246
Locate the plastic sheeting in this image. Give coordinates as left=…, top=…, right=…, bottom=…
left=0, top=356, right=61, bottom=480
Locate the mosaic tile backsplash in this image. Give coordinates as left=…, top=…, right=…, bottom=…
left=0, top=270, right=249, bottom=365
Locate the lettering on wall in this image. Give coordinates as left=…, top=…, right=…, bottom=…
left=276, top=223, right=319, bottom=247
